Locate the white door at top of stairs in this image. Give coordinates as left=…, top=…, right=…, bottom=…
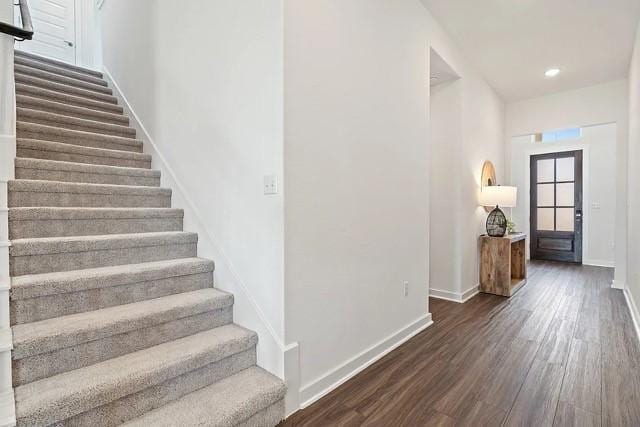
left=15, top=0, right=76, bottom=64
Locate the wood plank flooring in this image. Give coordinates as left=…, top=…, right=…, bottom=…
left=282, top=261, right=640, bottom=426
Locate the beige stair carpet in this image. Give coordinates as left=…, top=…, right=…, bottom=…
left=8, top=49, right=285, bottom=427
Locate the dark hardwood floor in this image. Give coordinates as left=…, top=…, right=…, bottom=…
left=282, top=261, right=640, bottom=426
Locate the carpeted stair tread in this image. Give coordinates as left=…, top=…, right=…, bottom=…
left=14, top=56, right=107, bottom=86
left=10, top=231, right=196, bottom=257
left=15, top=64, right=112, bottom=94
left=9, top=206, right=183, bottom=238
left=123, top=367, right=286, bottom=427
left=15, top=50, right=103, bottom=77
left=9, top=179, right=170, bottom=197
left=17, top=122, right=142, bottom=153
left=15, top=158, right=158, bottom=180
left=12, top=288, right=233, bottom=360
left=16, top=83, right=123, bottom=114
left=17, top=138, right=152, bottom=169
left=17, top=94, right=129, bottom=125
left=10, top=257, right=213, bottom=300
left=18, top=108, right=136, bottom=138
left=9, top=231, right=197, bottom=275
left=15, top=74, right=118, bottom=104
left=14, top=325, right=258, bottom=427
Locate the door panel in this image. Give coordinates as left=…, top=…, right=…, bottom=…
left=530, top=150, right=583, bottom=263
left=15, top=0, right=76, bottom=64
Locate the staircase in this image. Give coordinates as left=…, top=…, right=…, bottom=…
left=8, top=50, right=285, bottom=427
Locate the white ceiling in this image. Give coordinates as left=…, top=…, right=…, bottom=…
left=422, top=0, right=640, bottom=102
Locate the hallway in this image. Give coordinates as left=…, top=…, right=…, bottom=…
left=283, top=262, right=640, bottom=426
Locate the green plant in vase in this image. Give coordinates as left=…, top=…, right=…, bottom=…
left=507, top=220, right=516, bottom=234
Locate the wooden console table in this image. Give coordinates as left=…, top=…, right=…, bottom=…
left=479, top=233, right=527, bottom=297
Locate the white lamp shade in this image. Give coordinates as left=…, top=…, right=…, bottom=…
left=480, top=186, right=517, bottom=208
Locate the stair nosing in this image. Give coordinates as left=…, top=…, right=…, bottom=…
left=9, top=179, right=171, bottom=196
left=17, top=122, right=142, bottom=148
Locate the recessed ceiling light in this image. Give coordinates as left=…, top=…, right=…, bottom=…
left=545, top=68, right=560, bottom=78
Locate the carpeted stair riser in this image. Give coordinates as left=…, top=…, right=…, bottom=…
left=14, top=56, right=107, bottom=86
left=17, top=122, right=142, bottom=153
left=18, top=108, right=136, bottom=138
left=53, top=349, right=257, bottom=427
left=15, top=73, right=118, bottom=104
left=9, top=208, right=181, bottom=239
left=13, top=291, right=234, bottom=385
left=15, top=158, right=160, bottom=187
left=8, top=180, right=170, bottom=209
left=15, top=50, right=103, bottom=78
left=16, top=84, right=123, bottom=114
left=11, top=258, right=215, bottom=324
left=238, top=401, right=286, bottom=427
left=123, top=367, right=286, bottom=427
left=10, top=232, right=197, bottom=276
left=14, top=326, right=257, bottom=426
left=17, top=95, right=129, bottom=126
left=15, top=64, right=112, bottom=95
left=17, top=139, right=152, bottom=169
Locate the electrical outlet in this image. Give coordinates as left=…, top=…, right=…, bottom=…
left=403, top=281, right=409, bottom=297
left=264, top=175, right=278, bottom=195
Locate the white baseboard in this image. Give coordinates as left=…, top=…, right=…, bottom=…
left=612, top=279, right=626, bottom=290
left=430, top=285, right=479, bottom=303
left=297, top=313, right=433, bottom=410
left=584, top=259, right=615, bottom=268
left=0, top=390, right=15, bottom=427
left=623, top=287, right=640, bottom=343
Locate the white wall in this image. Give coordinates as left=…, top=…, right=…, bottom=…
left=627, top=23, right=640, bottom=330
left=99, top=0, right=286, bottom=376
left=284, top=0, right=505, bottom=406
left=510, top=124, right=618, bottom=267
left=506, top=80, right=628, bottom=282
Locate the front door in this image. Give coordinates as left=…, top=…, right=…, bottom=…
left=15, top=0, right=76, bottom=64
left=530, top=150, right=583, bottom=263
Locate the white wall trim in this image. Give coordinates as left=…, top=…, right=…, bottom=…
left=102, top=67, right=299, bottom=396
left=430, top=284, right=479, bottom=303
left=0, top=390, right=15, bottom=427
left=612, top=279, right=626, bottom=290
left=623, top=287, right=640, bottom=343
left=297, top=313, right=433, bottom=410
left=584, top=259, right=615, bottom=268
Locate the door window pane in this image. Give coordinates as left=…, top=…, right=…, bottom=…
left=556, top=208, right=575, bottom=231
left=556, top=183, right=575, bottom=207
left=537, top=159, right=554, bottom=182
left=537, top=184, right=554, bottom=206
left=537, top=208, right=554, bottom=231
left=556, top=157, right=575, bottom=182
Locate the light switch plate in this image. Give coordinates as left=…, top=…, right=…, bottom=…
left=264, top=175, right=278, bottom=195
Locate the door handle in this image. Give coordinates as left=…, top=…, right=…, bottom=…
left=64, top=40, right=74, bottom=47
left=575, top=209, right=582, bottom=219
